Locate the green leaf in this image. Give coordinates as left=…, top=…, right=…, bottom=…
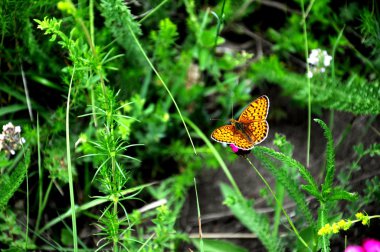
left=0, top=150, right=31, bottom=209
left=314, top=119, right=335, bottom=193
left=0, top=104, right=27, bottom=117
left=302, top=185, right=322, bottom=200
left=100, top=0, right=141, bottom=60
left=220, top=183, right=284, bottom=252
left=329, top=188, right=358, bottom=201
left=192, top=239, right=248, bottom=252
left=297, top=226, right=318, bottom=252
left=255, top=146, right=319, bottom=193
left=253, top=148, right=314, bottom=225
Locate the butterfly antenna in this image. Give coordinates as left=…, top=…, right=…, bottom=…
left=231, top=77, right=239, bottom=118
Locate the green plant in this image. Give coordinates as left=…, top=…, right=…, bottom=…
left=218, top=120, right=358, bottom=252
left=1, top=0, right=379, bottom=251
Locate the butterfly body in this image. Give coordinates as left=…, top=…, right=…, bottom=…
left=211, top=95, right=269, bottom=150
left=230, top=119, right=254, bottom=143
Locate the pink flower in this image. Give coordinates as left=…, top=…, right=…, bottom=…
left=345, top=239, right=380, bottom=252
left=345, top=245, right=365, bottom=252
left=229, top=144, right=239, bottom=153
left=363, top=239, right=380, bottom=252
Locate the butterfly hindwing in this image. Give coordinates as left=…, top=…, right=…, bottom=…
left=211, top=125, right=255, bottom=150
left=247, top=120, right=269, bottom=145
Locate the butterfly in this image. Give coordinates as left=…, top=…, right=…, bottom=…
left=211, top=95, right=269, bottom=150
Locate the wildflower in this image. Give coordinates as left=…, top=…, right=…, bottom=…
left=337, top=219, right=351, bottom=231
left=229, top=144, right=239, bottom=153
left=363, top=238, right=380, bottom=252
left=344, top=238, right=380, bottom=252
left=344, top=245, right=365, bottom=252
left=355, top=212, right=370, bottom=225
left=229, top=144, right=251, bottom=156
left=0, top=122, right=26, bottom=156
left=306, top=49, right=332, bottom=78
left=318, top=219, right=353, bottom=236
left=318, top=223, right=332, bottom=236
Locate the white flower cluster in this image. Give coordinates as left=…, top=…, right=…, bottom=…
left=0, top=122, right=26, bottom=156
left=307, top=49, right=333, bottom=78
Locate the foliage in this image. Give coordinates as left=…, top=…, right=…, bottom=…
left=252, top=119, right=358, bottom=251
left=250, top=56, right=380, bottom=115
left=0, top=0, right=379, bottom=251
left=0, top=150, right=30, bottom=209
left=221, top=183, right=285, bottom=252
left=0, top=208, right=36, bottom=250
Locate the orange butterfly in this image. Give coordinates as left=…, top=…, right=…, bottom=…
left=211, top=95, right=269, bottom=150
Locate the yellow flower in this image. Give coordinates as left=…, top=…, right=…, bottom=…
left=356, top=212, right=370, bottom=225
left=332, top=223, right=339, bottom=234
left=356, top=212, right=364, bottom=219
left=337, top=219, right=352, bottom=231
left=318, top=223, right=332, bottom=236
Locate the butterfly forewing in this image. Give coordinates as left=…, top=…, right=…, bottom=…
left=211, top=125, right=237, bottom=145
left=238, top=95, right=269, bottom=123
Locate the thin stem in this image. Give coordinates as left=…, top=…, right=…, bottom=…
left=41, top=180, right=54, bottom=215
left=213, top=0, right=226, bottom=51
left=89, top=0, right=97, bottom=127
left=126, top=22, right=197, bottom=155
left=301, top=0, right=311, bottom=168
left=35, top=115, right=43, bottom=234
left=66, top=66, right=78, bottom=252
left=319, top=203, right=329, bottom=251
left=138, top=0, right=169, bottom=24
left=246, top=157, right=311, bottom=251
left=25, top=152, right=29, bottom=250
left=89, top=0, right=94, bottom=46
left=194, top=178, right=204, bottom=252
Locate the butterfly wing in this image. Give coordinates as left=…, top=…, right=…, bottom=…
left=238, top=95, right=269, bottom=123
left=246, top=120, right=269, bottom=145
left=211, top=125, right=255, bottom=150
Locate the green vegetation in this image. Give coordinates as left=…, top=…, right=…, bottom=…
left=0, top=0, right=379, bottom=251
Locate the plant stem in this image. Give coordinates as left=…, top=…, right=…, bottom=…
left=25, top=152, right=29, bottom=250
left=246, top=157, right=311, bottom=251
left=194, top=178, right=204, bottom=252
left=213, top=0, right=226, bottom=50
left=138, top=0, right=169, bottom=24
left=301, top=0, right=311, bottom=168
left=66, top=67, right=78, bottom=252
left=35, top=115, right=43, bottom=234
left=126, top=22, right=197, bottom=155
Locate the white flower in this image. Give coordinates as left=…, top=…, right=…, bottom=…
left=323, top=54, right=332, bottom=67
left=0, top=122, right=25, bottom=156
left=15, top=126, right=21, bottom=133
left=3, top=122, right=14, bottom=131
left=307, top=71, right=313, bottom=79
left=306, top=49, right=332, bottom=78
left=308, top=49, right=321, bottom=65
